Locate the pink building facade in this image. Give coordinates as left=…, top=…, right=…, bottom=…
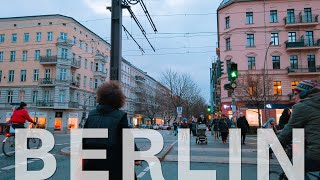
left=0, top=15, right=110, bottom=132
left=217, top=0, right=320, bottom=126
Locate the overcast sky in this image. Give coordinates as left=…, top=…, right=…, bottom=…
left=0, top=0, right=221, bottom=102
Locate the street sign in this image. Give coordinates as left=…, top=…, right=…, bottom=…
left=231, top=82, right=237, bottom=88
left=177, top=107, right=182, bottom=113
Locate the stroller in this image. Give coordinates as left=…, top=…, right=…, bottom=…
left=196, top=124, right=208, bottom=144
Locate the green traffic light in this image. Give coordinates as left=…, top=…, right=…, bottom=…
left=231, top=71, right=237, bottom=78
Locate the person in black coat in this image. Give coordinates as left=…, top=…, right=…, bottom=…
left=197, top=112, right=207, bottom=125
left=278, top=108, right=291, bottom=130
left=219, top=114, right=230, bottom=144
left=82, top=81, right=140, bottom=180
left=237, top=112, right=250, bottom=144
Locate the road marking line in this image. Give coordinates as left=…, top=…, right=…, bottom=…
left=137, top=171, right=146, bottom=178
left=1, top=165, right=16, bottom=170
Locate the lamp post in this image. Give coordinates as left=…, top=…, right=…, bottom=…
left=263, top=41, right=273, bottom=126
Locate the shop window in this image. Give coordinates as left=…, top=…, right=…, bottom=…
left=291, top=81, right=299, bottom=91
left=30, top=117, right=46, bottom=129
left=54, top=118, right=62, bottom=131
left=273, top=81, right=282, bottom=95
left=68, top=118, right=78, bottom=129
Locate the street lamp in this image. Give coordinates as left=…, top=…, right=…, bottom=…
left=262, top=41, right=273, bottom=127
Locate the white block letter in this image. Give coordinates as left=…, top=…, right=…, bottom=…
left=178, top=129, right=216, bottom=180
left=257, top=129, right=304, bottom=180
left=15, top=129, right=56, bottom=180
left=123, top=129, right=164, bottom=180
left=70, top=129, right=109, bottom=180
left=229, top=129, right=241, bottom=180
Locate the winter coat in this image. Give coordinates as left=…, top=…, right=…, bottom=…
left=218, top=118, right=230, bottom=133
left=197, top=117, right=207, bottom=125
left=211, top=119, right=219, bottom=131
left=10, top=109, right=35, bottom=124
left=278, top=87, right=320, bottom=161
left=278, top=114, right=290, bottom=130
left=237, top=116, right=250, bottom=133
left=83, top=104, right=138, bottom=180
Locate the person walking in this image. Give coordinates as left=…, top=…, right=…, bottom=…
left=219, top=114, right=230, bottom=144
left=237, top=112, right=250, bottom=144
left=82, top=81, right=140, bottom=180
left=278, top=108, right=291, bottom=130
left=197, top=112, right=207, bottom=125
left=173, top=120, right=178, bottom=136
left=211, top=115, right=220, bottom=140
left=191, top=116, right=197, bottom=136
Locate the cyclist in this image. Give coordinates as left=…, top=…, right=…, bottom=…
left=277, top=80, right=320, bottom=173
left=10, top=102, right=37, bottom=129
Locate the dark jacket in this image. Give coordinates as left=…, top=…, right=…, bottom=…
left=278, top=87, right=320, bottom=161
left=278, top=114, right=290, bottom=130
left=83, top=104, right=136, bottom=179
left=218, top=118, right=230, bottom=133
left=237, top=116, right=250, bottom=133
left=197, top=117, right=207, bottom=125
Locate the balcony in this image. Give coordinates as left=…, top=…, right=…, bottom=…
left=94, top=52, right=107, bottom=63
left=36, top=100, right=54, bottom=108
left=70, top=81, right=80, bottom=88
left=134, top=87, right=143, bottom=94
left=285, top=39, right=320, bottom=51
left=68, top=101, right=79, bottom=109
left=39, top=78, right=55, bottom=86
left=71, top=60, right=80, bottom=69
left=135, top=76, right=145, bottom=83
left=284, top=15, right=318, bottom=28
left=94, top=71, right=107, bottom=78
left=56, top=38, right=74, bottom=47
left=40, top=56, right=58, bottom=65
left=287, top=65, right=320, bottom=75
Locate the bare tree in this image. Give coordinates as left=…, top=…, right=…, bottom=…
left=234, top=72, right=278, bottom=127
left=160, top=69, right=206, bottom=121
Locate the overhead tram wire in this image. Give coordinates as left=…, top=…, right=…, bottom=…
left=122, top=25, right=145, bottom=53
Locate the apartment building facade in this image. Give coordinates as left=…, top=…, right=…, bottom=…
left=0, top=15, right=109, bottom=132
left=216, top=0, right=320, bottom=126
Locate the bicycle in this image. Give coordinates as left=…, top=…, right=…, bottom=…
left=2, top=124, right=41, bottom=157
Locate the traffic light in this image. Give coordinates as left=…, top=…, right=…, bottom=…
left=207, top=106, right=211, bottom=112
left=228, top=63, right=238, bottom=81
left=216, top=60, right=224, bottom=77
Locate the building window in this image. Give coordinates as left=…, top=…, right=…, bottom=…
left=22, top=51, right=28, bottom=61
left=304, top=8, right=312, bottom=22
left=94, top=79, right=98, bottom=89
left=12, top=33, right=17, bottom=43
left=246, top=34, right=254, bottom=47
left=271, top=33, right=279, bottom=46
left=60, top=32, right=68, bottom=40
left=291, top=81, right=299, bottom=91
left=79, top=40, right=82, bottom=49
left=287, top=9, right=295, bottom=24
left=35, top=50, right=40, bottom=60
left=59, top=90, right=65, bottom=103
left=0, top=51, right=3, bottom=62
left=0, top=34, right=5, bottom=43
left=20, top=70, right=27, bottom=82
left=36, top=32, right=42, bottom=42
left=84, top=76, right=87, bottom=87
left=273, top=81, right=282, bottom=95
left=44, top=91, right=50, bottom=102
left=249, top=83, right=257, bottom=96
left=45, top=69, right=51, bottom=79
left=77, top=74, right=81, bottom=86
left=90, top=78, right=93, bottom=89
left=0, top=70, right=2, bottom=82
left=91, top=47, right=94, bottom=54
left=272, top=56, right=280, bottom=69
left=7, top=91, right=13, bottom=103
left=85, top=59, right=88, bottom=69
left=226, top=38, right=231, bottom=50
left=61, top=48, right=68, bottom=59
left=288, top=32, right=296, bottom=42
left=72, top=53, right=76, bottom=64
left=270, top=10, right=278, bottom=22
left=307, top=55, right=316, bottom=72
left=73, top=36, right=76, bottom=44
left=59, top=68, right=67, bottom=80
left=33, top=69, right=39, bottom=81
left=225, top=16, right=230, bottom=29
left=46, top=49, right=52, bottom=57
left=306, top=31, right=314, bottom=46
left=47, top=32, right=53, bottom=41
left=85, top=43, right=88, bottom=52
left=78, top=56, right=82, bottom=67
left=19, top=90, right=25, bottom=102
left=24, top=33, right=29, bottom=42
left=246, top=12, right=253, bottom=24
left=90, top=62, right=93, bottom=71
left=10, top=51, right=16, bottom=62
left=32, top=91, right=38, bottom=103
left=8, top=70, right=14, bottom=82
left=290, top=55, right=298, bottom=69
left=248, top=57, right=256, bottom=70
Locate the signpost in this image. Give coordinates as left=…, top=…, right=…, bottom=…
left=177, top=107, right=182, bottom=118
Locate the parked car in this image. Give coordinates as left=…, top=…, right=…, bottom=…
left=161, top=125, right=170, bottom=130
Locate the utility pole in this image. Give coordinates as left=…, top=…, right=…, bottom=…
left=110, top=0, right=123, bottom=81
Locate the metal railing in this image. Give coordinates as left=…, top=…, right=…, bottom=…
left=285, top=39, right=320, bottom=49
left=68, top=101, right=79, bottom=108
left=39, top=78, right=55, bottom=85
left=39, top=56, right=57, bottom=63
left=287, top=65, right=320, bottom=73
left=56, top=38, right=74, bottom=45
left=36, top=100, right=54, bottom=107
left=284, top=14, right=319, bottom=25
left=70, top=81, right=80, bottom=88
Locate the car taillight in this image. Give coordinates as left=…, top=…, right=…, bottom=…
left=5, top=133, right=11, bottom=137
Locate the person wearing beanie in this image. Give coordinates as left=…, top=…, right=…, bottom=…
left=278, top=80, right=320, bottom=172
